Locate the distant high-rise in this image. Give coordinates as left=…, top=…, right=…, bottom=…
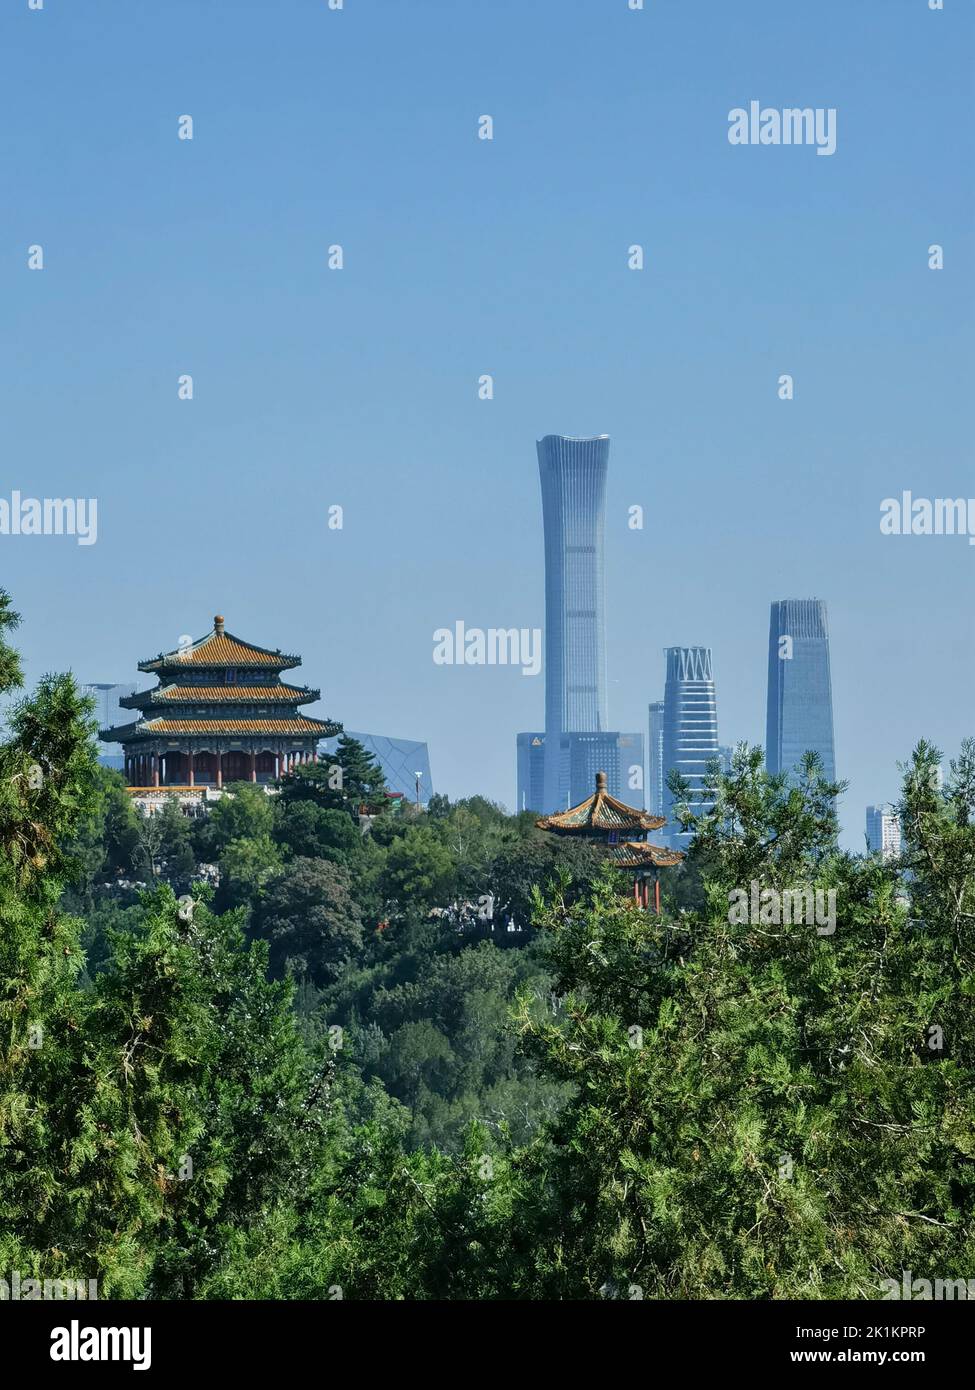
left=516, top=733, right=547, bottom=813
left=648, top=701, right=665, bottom=816
left=765, top=600, right=836, bottom=783
left=538, top=434, right=609, bottom=736
left=537, top=434, right=609, bottom=811
left=866, top=804, right=901, bottom=861
left=84, top=682, right=138, bottom=764
left=662, top=647, right=719, bottom=848
left=517, top=730, right=644, bottom=812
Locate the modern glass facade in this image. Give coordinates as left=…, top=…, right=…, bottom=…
left=662, top=647, right=719, bottom=848
left=320, top=732, right=433, bottom=804
left=518, top=730, right=643, bottom=813
left=866, top=804, right=901, bottom=860
left=516, top=733, right=547, bottom=813
left=538, top=434, right=609, bottom=736
left=648, top=700, right=665, bottom=816
left=84, top=682, right=139, bottom=755
left=765, top=599, right=836, bottom=784
left=536, top=434, right=609, bottom=812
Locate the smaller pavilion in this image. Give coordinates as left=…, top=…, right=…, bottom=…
left=536, top=771, right=683, bottom=910
left=102, top=614, right=339, bottom=791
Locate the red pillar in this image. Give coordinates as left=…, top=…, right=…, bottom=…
left=654, top=877, right=661, bottom=914
left=153, top=753, right=160, bottom=788
left=249, top=751, right=257, bottom=782
left=216, top=751, right=223, bottom=789
left=187, top=749, right=194, bottom=787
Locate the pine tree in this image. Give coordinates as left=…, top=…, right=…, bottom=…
left=507, top=744, right=975, bottom=1299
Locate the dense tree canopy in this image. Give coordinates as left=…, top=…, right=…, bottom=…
left=2, top=587, right=972, bottom=1301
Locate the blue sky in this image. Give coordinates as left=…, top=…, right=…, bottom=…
left=1, top=0, right=972, bottom=847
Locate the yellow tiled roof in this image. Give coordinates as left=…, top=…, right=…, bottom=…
left=142, top=717, right=335, bottom=735
left=608, top=842, right=685, bottom=869
left=141, top=628, right=297, bottom=671
left=536, top=772, right=667, bottom=834
left=154, top=684, right=313, bottom=702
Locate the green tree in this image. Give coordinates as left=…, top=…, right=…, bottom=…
left=273, top=799, right=362, bottom=864
left=251, top=857, right=366, bottom=984
left=381, top=824, right=455, bottom=912
left=195, top=781, right=274, bottom=860
left=215, top=833, right=283, bottom=912
left=505, top=744, right=975, bottom=1299
left=278, top=735, right=387, bottom=821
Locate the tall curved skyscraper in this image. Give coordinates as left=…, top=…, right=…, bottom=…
left=537, top=434, right=609, bottom=736
left=518, top=434, right=638, bottom=815
left=765, top=599, right=836, bottom=783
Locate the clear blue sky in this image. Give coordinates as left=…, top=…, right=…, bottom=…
left=2, top=0, right=972, bottom=848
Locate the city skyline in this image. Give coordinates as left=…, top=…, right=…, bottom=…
left=2, top=0, right=970, bottom=851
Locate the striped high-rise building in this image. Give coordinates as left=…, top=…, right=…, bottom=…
left=765, top=599, right=836, bottom=784
left=662, top=646, right=719, bottom=848
left=648, top=700, right=665, bottom=817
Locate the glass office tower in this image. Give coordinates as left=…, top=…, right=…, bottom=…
left=648, top=700, right=665, bottom=817
left=538, top=434, right=609, bottom=735
left=537, top=434, right=609, bottom=811
left=866, top=804, right=901, bottom=861
left=662, top=647, right=719, bottom=847
left=765, top=599, right=836, bottom=783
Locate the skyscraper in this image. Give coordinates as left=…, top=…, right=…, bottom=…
left=517, top=434, right=642, bottom=814
left=662, top=647, right=719, bottom=848
left=84, top=682, right=138, bottom=767
left=866, top=804, right=901, bottom=860
left=537, top=434, right=609, bottom=810
left=538, top=434, right=609, bottom=736
left=516, top=733, right=547, bottom=813
left=765, top=599, right=836, bottom=783
left=648, top=700, right=665, bottom=816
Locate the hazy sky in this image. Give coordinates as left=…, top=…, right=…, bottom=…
left=2, top=0, right=972, bottom=848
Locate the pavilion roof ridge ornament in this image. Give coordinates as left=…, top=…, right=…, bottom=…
left=138, top=613, right=301, bottom=672
left=533, top=771, right=684, bottom=909
left=535, top=769, right=669, bottom=834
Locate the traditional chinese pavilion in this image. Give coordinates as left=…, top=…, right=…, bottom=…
left=102, top=615, right=339, bottom=790
left=535, top=771, right=683, bottom=910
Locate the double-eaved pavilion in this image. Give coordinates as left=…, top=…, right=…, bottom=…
left=536, top=771, right=683, bottom=911
left=102, top=615, right=339, bottom=790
